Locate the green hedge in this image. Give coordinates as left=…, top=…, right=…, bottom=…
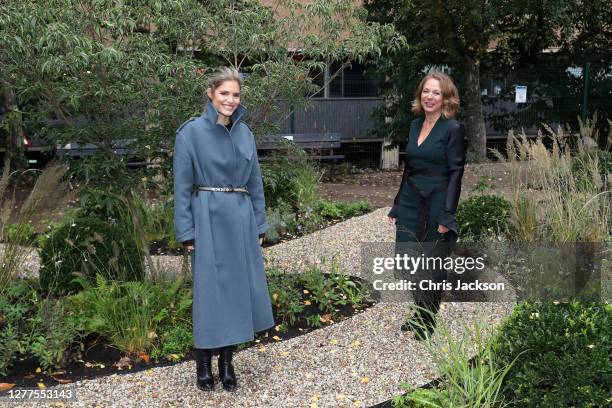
left=492, top=302, right=611, bottom=407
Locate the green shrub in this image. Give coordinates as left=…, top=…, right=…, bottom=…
left=260, top=147, right=322, bottom=210
left=266, top=269, right=304, bottom=327
left=572, top=149, right=611, bottom=190
left=492, top=301, right=611, bottom=407
left=65, top=275, right=192, bottom=356
left=393, top=316, right=518, bottom=408
left=0, top=281, right=32, bottom=375
left=27, top=298, right=85, bottom=370
left=3, top=222, right=36, bottom=244
left=265, top=204, right=297, bottom=244
left=456, top=194, right=511, bottom=240
left=39, top=217, right=145, bottom=295
left=151, top=324, right=193, bottom=360
left=318, top=200, right=372, bottom=219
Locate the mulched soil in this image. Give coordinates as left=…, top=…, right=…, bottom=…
left=320, top=162, right=513, bottom=209
left=0, top=275, right=376, bottom=390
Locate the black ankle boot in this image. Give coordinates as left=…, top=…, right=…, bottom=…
left=218, top=346, right=237, bottom=391
left=195, top=348, right=214, bottom=391
left=401, top=309, right=437, bottom=340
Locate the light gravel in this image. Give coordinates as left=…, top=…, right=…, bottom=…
left=7, top=208, right=516, bottom=408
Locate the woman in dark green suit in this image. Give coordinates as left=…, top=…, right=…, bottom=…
left=387, top=72, right=466, bottom=340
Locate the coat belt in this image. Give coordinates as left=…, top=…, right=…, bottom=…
left=192, top=185, right=250, bottom=196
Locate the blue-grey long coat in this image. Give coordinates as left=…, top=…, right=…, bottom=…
left=173, top=100, right=274, bottom=349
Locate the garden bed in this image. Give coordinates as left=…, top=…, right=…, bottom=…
left=0, top=271, right=375, bottom=390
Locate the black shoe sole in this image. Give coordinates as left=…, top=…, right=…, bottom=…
left=197, top=383, right=214, bottom=392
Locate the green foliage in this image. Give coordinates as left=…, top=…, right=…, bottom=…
left=572, top=148, right=611, bottom=190
left=39, top=216, right=145, bottom=295
left=2, top=221, right=35, bottom=244
left=266, top=263, right=369, bottom=328
left=394, top=315, right=518, bottom=408
left=265, top=204, right=297, bottom=244
left=65, top=275, right=192, bottom=356
left=1, top=0, right=401, bottom=189
left=0, top=281, right=32, bottom=375
left=151, top=324, right=193, bottom=361
left=456, top=194, right=511, bottom=240
left=318, top=200, right=372, bottom=219
left=27, top=298, right=84, bottom=370
left=298, top=261, right=368, bottom=315
left=267, top=269, right=304, bottom=327
left=491, top=302, right=611, bottom=408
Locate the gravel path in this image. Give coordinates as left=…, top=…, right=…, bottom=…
left=7, top=208, right=515, bottom=408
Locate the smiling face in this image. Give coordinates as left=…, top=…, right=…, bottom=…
left=420, top=78, right=443, bottom=116
left=206, top=80, right=241, bottom=118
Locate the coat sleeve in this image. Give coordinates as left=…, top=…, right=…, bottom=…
left=246, top=138, right=269, bottom=235
left=436, top=122, right=466, bottom=234
left=388, top=158, right=408, bottom=218
left=173, top=132, right=195, bottom=243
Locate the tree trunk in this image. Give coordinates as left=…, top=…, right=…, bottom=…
left=1, top=82, right=24, bottom=171
left=462, top=58, right=487, bottom=161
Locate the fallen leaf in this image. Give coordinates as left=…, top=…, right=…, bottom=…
left=281, top=351, right=289, bottom=356
left=258, top=347, right=267, bottom=352
left=113, top=356, right=133, bottom=370
left=303, top=289, right=310, bottom=295
left=138, top=351, right=150, bottom=363
left=360, top=377, right=370, bottom=383
left=272, top=336, right=282, bottom=341
left=320, top=314, right=333, bottom=324
left=274, top=325, right=282, bottom=332
left=51, top=376, right=72, bottom=384
left=51, top=370, right=66, bottom=376
left=329, top=339, right=338, bottom=345
left=350, top=340, right=361, bottom=348
left=304, top=300, right=311, bottom=305
left=37, top=382, right=46, bottom=389
left=0, top=383, right=16, bottom=392
left=35, top=367, right=42, bottom=373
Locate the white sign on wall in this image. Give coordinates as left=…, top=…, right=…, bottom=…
left=515, top=86, right=527, bottom=103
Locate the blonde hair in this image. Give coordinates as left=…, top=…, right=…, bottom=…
left=207, top=67, right=242, bottom=93
left=411, top=71, right=460, bottom=118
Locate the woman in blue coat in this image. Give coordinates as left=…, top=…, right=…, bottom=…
left=174, top=67, right=274, bottom=392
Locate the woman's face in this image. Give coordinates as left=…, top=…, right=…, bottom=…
left=207, top=80, right=241, bottom=118
left=420, top=78, right=443, bottom=116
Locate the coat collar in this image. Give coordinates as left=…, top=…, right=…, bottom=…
left=203, top=99, right=247, bottom=127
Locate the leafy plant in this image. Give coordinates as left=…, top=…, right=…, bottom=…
left=0, top=281, right=33, bottom=375
left=456, top=194, right=511, bottom=241
left=318, top=200, right=372, bottom=219
left=491, top=301, right=611, bottom=408
left=394, top=314, right=519, bottom=408
left=265, top=204, right=297, bottom=244
left=496, top=119, right=611, bottom=243
left=0, top=164, right=67, bottom=295
left=65, top=275, right=192, bottom=356
left=2, top=221, right=35, bottom=244
left=266, top=269, right=304, bottom=327
left=151, top=324, right=193, bottom=361
left=26, top=298, right=85, bottom=370
left=39, top=216, right=145, bottom=295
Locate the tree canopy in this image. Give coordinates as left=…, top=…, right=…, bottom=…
left=0, top=0, right=403, bottom=184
